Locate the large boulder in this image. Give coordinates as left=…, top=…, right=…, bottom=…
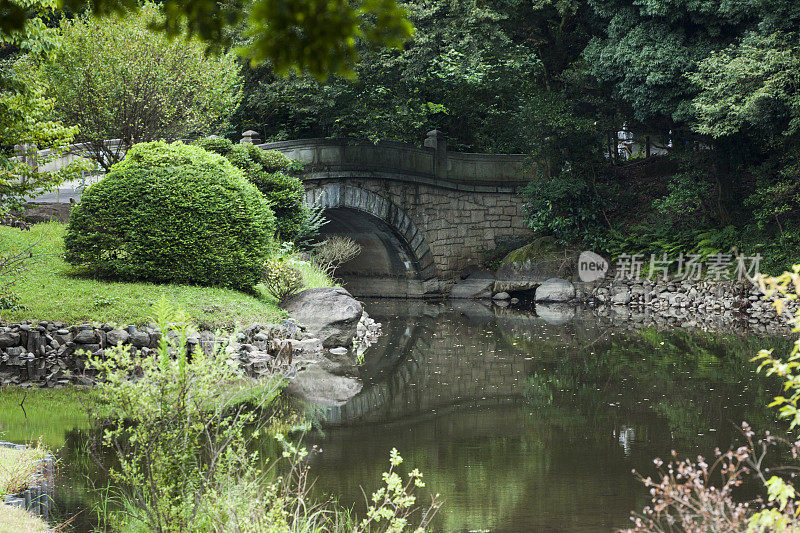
left=534, top=278, right=576, bottom=302
left=495, top=238, right=579, bottom=286
left=283, top=287, right=363, bottom=348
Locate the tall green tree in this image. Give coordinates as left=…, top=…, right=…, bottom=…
left=3, top=0, right=413, bottom=79
left=234, top=0, right=544, bottom=153
left=35, top=3, right=242, bottom=170
left=688, top=28, right=800, bottom=267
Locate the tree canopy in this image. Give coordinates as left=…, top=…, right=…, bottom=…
left=35, top=3, right=242, bottom=169
left=2, top=0, right=413, bottom=78
left=6, top=0, right=800, bottom=269
left=234, top=0, right=543, bottom=152
left=0, top=0, right=83, bottom=217
left=224, top=0, right=800, bottom=269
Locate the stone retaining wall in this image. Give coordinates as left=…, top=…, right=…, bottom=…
left=589, top=278, right=795, bottom=334
left=0, top=314, right=374, bottom=391
left=1, top=442, right=55, bottom=522
left=0, top=320, right=214, bottom=387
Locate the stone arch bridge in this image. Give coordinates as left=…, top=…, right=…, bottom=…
left=253, top=131, right=533, bottom=296
left=23, top=131, right=533, bottom=296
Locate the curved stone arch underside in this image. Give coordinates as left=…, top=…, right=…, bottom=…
left=304, top=184, right=437, bottom=280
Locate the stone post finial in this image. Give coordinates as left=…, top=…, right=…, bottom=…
left=424, top=130, right=446, bottom=150
left=240, top=130, right=261, bottom=144
left=424, top=130, right=448, bottom=178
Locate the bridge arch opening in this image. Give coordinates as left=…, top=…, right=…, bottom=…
left=320, top=208, right=418, bottom=277
left=305, top=184, right=437, bottom=297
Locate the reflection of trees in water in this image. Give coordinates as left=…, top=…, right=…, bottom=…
left=308, top=402, right=648, bottom=531
left=29, top=302, right=792, bottom=532
left=328, top=301, right=788, bottom=435
left=0, top=389, right=109, bottom=530
left=51, top=428, right=111, bottom=531
left=517, top=324, right=791, bottom=449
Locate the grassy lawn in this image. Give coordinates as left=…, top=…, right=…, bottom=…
left=0, top=505, right=49, bottom=533
left=0, top=222, right=333, bottom=328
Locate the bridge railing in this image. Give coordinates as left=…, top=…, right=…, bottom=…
left=256, top=130, right=534, bottom=187
left=258, top=138, right=436, bottom=177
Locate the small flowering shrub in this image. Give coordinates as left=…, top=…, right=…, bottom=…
left=354, top=448, right=443, bottom=533
left=0, top=290, right=22, bottom=311
left=626, top=266, right=800, bottom=532
left=262, top=257, right=305, bottom=302
left=624, top=425, right=792, bottom=532
left=84, top=298, right=284, bottom=532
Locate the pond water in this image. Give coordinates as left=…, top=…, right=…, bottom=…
left=303, top=300, right=790, bottom=532
left=0, top=299, right=793, bottom=532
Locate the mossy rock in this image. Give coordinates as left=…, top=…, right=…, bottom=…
left=496, top=237, right=579, bottom=287
left=500, top=236, right=559, bottom=265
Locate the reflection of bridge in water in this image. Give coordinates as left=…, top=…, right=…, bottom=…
left=323, top=301, right=607, bottom=426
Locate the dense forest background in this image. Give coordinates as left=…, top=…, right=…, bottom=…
left=229, top=0, right=800, bottom=273
left=4, top=0, right=800, bottom=272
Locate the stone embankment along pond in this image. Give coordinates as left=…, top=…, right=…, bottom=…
left=451, top=272, right=794, bottom=334
left=592, top=278, right=795, bottom=334
left=0, top=288, right=380, bottom=406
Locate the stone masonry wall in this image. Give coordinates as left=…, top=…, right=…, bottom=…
left=309, top=177, right=530, bottom=281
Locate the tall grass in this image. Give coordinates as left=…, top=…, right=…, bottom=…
left=0, top=441, right=47, bottom=496
left=0, top=504, right=49, bottom=532
left=295, top=258, right=336, bottom=289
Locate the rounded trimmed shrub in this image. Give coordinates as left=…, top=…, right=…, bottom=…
left=65, top=141, right=276, bottom=291
left=194, top=138, right=306, bottom=241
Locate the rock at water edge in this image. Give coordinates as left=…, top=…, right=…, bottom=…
left=534, top=278, right=576, bottom=302
left=283, top=287, right=363, bottom=348
left=451, top=278, right=494, bottom=299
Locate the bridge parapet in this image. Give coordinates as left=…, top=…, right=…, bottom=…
left=258, top=132, right=533, bottom=191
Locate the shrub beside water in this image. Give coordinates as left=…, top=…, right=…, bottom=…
left=195, top=137, right=306, bottom=241
left=84, top=299, right=442, bottom=531
left=65, top=141, right=276, bottom=291
left=313, top=235, right=362, bottom=278
left=262, top=256, right=305, bottom=302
